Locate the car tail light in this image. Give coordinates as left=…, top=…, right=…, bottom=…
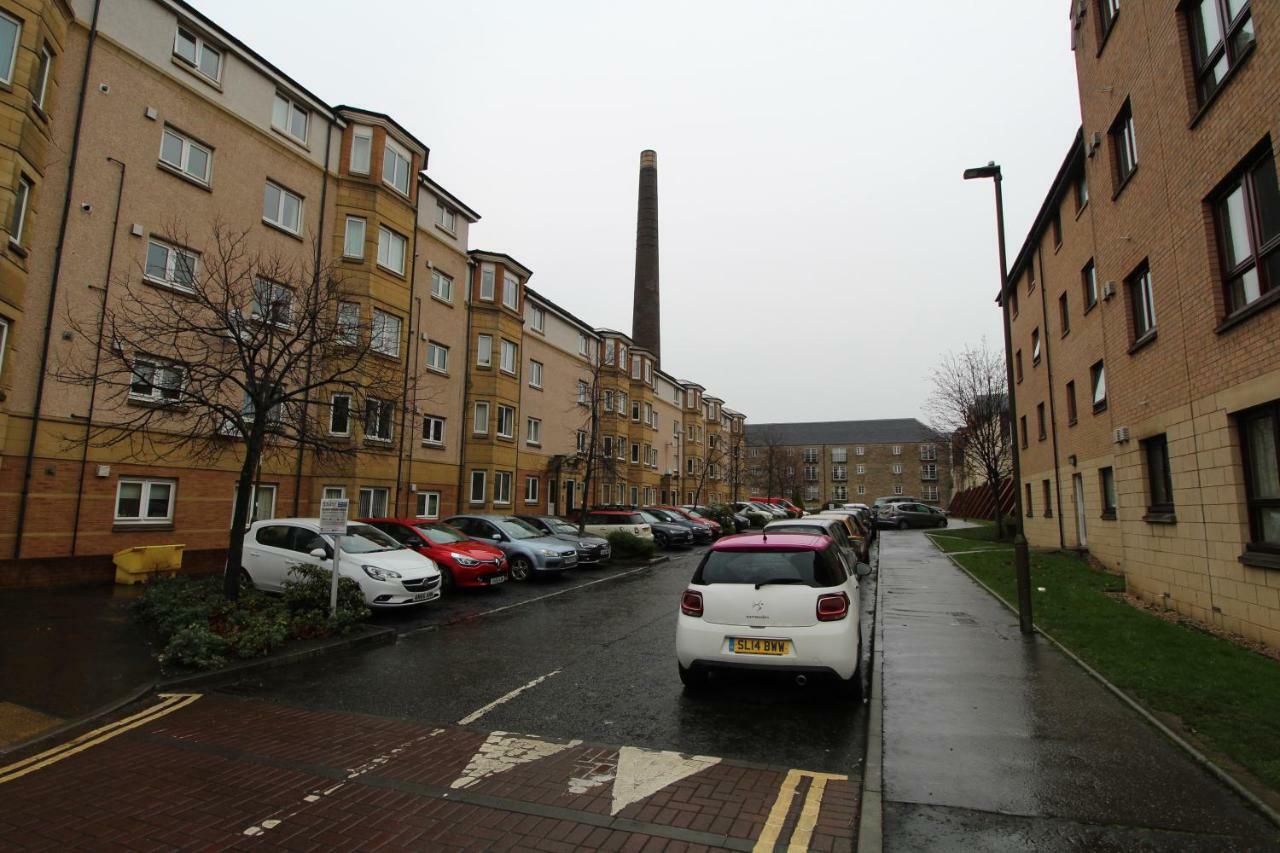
left=817, top=592, right=849, bottom=621
left=680, top=589, right=704, bottom=617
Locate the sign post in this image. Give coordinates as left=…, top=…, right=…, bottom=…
left=318, top=498, right=350, bottom=616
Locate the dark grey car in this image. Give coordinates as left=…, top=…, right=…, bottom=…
left=643, top=507, right=713, bottom=544
left=637, top=510, right=694, bottom=549
left=516, top=515, right=612, bottom=565
left=882, top=502, right=948, bottom=530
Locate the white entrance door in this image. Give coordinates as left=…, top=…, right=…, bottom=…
left=1073, top=474, right=1087, bottom=548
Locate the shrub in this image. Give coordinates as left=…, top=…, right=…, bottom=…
left=281, top=564, right=370, bottom=634
left=608, top=531, right=656, bottom=560
left=159, top=622, right=229, bottom=670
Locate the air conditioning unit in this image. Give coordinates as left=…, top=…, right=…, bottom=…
left=1102, top=280, right=1117, bottom=300
left=1113, top=426, right=1130, bottom=443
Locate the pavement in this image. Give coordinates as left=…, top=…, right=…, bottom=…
left=0, top=584, right=158, bottom=748
left=875, top=527, right=1280, bottom=852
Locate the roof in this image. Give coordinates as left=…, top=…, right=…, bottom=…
left=524, top=286, right=599, bottom=337
left=468, top=249, right=533, bottom=280
left=334, top=105, right=429, bottom=158
left=420, top=175, right=481, bottom=223
left=711, top=533, right=830, bottom=551
left=744, top=418, right=942, bottom=446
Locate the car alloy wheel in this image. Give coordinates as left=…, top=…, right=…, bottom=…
left=440, top=566, right=455, bottom=591
left=655, top=533, right=668, bottom=548
left=238, top=567, right=254, bottom=589
left=509, top=556, right=532, bottom=581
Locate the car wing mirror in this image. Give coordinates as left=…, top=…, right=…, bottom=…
left=491, top=533, right=503, bottom=541
left=854, top=562, right=872, bottom=578
left=310, top=547, right=328, bottom=559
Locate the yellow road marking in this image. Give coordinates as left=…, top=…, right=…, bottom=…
left=0, top=693, right=201, bottom=785
left=754, top=768, right=846, bottom=852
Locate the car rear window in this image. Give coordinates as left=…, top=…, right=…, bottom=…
left=694, top=548, right=844, bottom=588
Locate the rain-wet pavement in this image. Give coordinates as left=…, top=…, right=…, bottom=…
left=878, top=528, right=1280, bottom=852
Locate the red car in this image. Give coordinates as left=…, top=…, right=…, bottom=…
left=660, top=506, right=721, bottom=537
left=358, top=518, right=509, bottom=590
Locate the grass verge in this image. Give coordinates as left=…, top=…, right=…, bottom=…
left=926, top=522, right=1012, bottom=553
left=938, top=542, right=1280, bottom=793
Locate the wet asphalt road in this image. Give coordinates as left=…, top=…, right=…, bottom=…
left=221, top=544, right=874, bottom=777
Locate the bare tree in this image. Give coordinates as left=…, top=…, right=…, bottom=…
left=745, top=426, right=799, bottom=507
left=572, top=353, right=626, bottom=534
left=689, top=433, right=729, bottom=508
left=925, top=339, right=1011, bottom=537
left=57, top=223, right=408, bottom=599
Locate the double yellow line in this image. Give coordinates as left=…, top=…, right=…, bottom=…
left=0, top=693, right=201, bottom=786
left=754, top=768, right=847, bottom=852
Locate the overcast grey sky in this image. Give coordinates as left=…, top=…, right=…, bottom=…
left=214, top=0, right=1081, bottom=425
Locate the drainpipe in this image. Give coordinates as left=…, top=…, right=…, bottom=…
left=454, top=259, right=475, bottom=514
left=291, top=115, right=334, bottom=516
left=1037, top=243, right=1067, bottom=549
left=404, top=293, right=422, bottom=514
left=392, top=237, right=418, bottom=516
left=15, top=0, right=102, bottom=559
left=68, top=155, right=125, bottom=555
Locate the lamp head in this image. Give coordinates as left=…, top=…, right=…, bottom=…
left=964, top=162, right=1001, bottom=180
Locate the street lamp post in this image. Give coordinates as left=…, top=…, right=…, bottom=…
left=964, top=162, right=1034, bottom=636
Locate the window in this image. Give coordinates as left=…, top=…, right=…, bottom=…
left=631, top=356, right=642, bottom=380
left=1027, top=262, right=1036, bottom=293
left=1058, top=293, right=1070, bottom=336
left=128, top=359, right=182, bottom=403
left=1143, top=434, right=1175, bottom=515
left=857, top=484, right=866, bottom=496
left=632, top=443, right=641, bottom=464
left=323, top=486, right=346, bottom=502
left=350, top=126, right=372, bottom=175
left=377, top=227, right=406, bottom=275
left=631, top=401, right=641, bottom=422
left=493, top=472, right=512, bottom=505
left=524, top=476, right=539, bottom=504
left=1214, top=146, right=1280, bottom=316
left=833, top=465, right=847, bottom=481
left=0, top=12, right=18, bottom=87
left=855, top=446, right=864, bottom=456
left=496, top=405, right=515, bottom=439
left=0, top=317, right=8, bottom=379
left=173, top=26, right=221, bottom=82
left=803, top=448, right=818, bottom=463
left=1051, top=211, right=1062, bottom=248
left=500, top=339, right=517, bottom=374
left=891, top=463, right=903, bottom=475
left=1239, top=401, right=1280, bottom=553
left=144, top=239, right=198, bottom=291
left=1037, top=403, right=1046, bottom=441
left=1066, top=380, right=1078, bottom=425
left=371, top=310, right=401, bottom=357
left=437, top=203, right=456, bottom=233
left=1042, top=480, right=1053, bottom=517
left=1020, top=415, right=1029, bottom=449
left=473, top=401, right=490, bottom=434
left=1110, top=101, right=1138, bottom=189
left=251, top=279, right=293, bottom=327
left=577, top=333, right=589, bottom=357
left=893, top=484, right=904, bottom=496
left=33, top=44, right=52, bottom=112
left=6, top=172, right=31, bottom=249
left=604, top=339, right=616, bottom=365
left=833, top=485, right=847, bottom=501
left=645, top=362, right=654, bottom=385
left=604, top=390, right=614, bottom=412
left=1187, top=0, right=1254, bottom=105
left=1025, top=482, right=1034, bottom=517
left=480, top=265, right=495, bottom=301
left=334, top=302, right=359, bottom=346
left=431, top=270, right=453, bottom=302
left=115, top=478, right=175, bottom=524
left=416, top=491, right=440, bottom=519
left=262, top=181, right=302, bottom=234
left=1083, top=259, right=1098, bottom=311
left=382, top=138, right=411, bottom=195
left=1097, top=0, right=1119, bottom=42
left=343, top=217, right=365, bottom=259
left=364, top=398, right=394, bottom=441
left=1010, top=285, right=1019, bottom=317
left=271, top=93, right=309, bottom=144
left=1100, top=467, right=1117, bottom=519
left=1090, top=360, right=1107, bottom=412
left=476, top=334, right=492, bottom=367
left=159, top=127, right=211, bottom=184
left=855, top=463, right=865, bottom=475
left=426, top=342, right=448, bottom=373
left=576, top=430, right=587, bottom=453
left=892, top=445, right=902, bottom=456
left=502, top=273, right=519, bottom=310
left=1075, top=168, right=1089, bottom=212
left=358, top=487, right=389, bottom=518
left=422, top=415, right=445, bottom=445
left=1127, top=262, right=1156, bottom=341
left=577, top=381, right=588, bottom=405
left=330, top=394, right=351, bottom=435
left=529, top=360, right=543, bottom=388
left=831, top=448, right=847, bottom=463
left=526, top=417, right=541, bottom=445
left=231, top=484, right=276, bottom=528
left=530, top=305, right=545, bottom=333
left=1031, top=328, right=1041, bottom=364
left=922, top=464, right=938, bottom=481
left=469, top=471, right=486, bottom=504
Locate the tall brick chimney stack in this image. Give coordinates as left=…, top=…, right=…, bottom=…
left=631, top=149, right=661, bottom=361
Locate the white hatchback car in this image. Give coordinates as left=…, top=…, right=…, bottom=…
left=675, top=532, right=869, bottom=696
left=242, top=518, right=442, bottom=608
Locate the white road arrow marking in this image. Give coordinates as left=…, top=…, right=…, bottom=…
left=449, top=731, right=580, bottom=790
left=609, top=746, right=720, bottom=815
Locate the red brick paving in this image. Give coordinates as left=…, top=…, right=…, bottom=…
left=0, top=694, right=857, bottom=851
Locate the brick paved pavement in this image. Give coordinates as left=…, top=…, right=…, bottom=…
left=0, top=693, right=858, bottom=851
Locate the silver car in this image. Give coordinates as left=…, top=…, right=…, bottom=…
left=444, top=515, right=579, bottom=581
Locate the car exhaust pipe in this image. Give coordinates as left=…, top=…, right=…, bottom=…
left=795, top=674, right=807, bottom=687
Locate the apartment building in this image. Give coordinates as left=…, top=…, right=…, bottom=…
left=744, top=419, right=951, bottom=509
left=0, top=0, right=747, bottom=586
left=1007, top=0, right=1280, bottom=648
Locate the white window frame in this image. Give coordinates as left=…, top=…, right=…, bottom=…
left=493, top=471, right=512, bottom=506
left=856, top=463, right=866, bottom=475
left=364, top=398, right=394, bottom=442
left=128, top=358, right=183, bottom=404
left=329, top=393, right=352, bottom=436
left=9, top=173, right=30, bottom=247
left=893, top=484, right=904, bottom=496
left=431, top=270, right=453, bottom=303
left=500, top=339, right=517, bottom=374
left=371, top=309, right=402, bottom=358
left=173, top=25, right=222, bottom=83
left=858, top=484, right=866, bottom=496
left=343, top=216, right=366, bottom=259
left=336, top=302, right=359, bottom=346
left=577, top=381, right=588, bottom=405
left=114, top=477, right=176, bottom=524
left=530, top=305, right=545, bottom=333
left=251, top=278, right=293, bottom=328
left=271, top=92, right=309, bottom=145
left=526, top=416, right=541, bottom=446
left=476, top=334, right=493, bottom=368
left=416, top=491, right=441, bottom=519
left=631, top=355, right=641, bottom=380
left=502, top=273, right=519, bottom=310
left=480, top=264, right=496, bottom=301
left=231, top=484, right=277, bottom=528
left=159, top=127, right=212, bottom=184
left=422, top=414, right=445, bottom=446
left=382, top=137, right=411, bottom=196
left=473, top=401, right=490, bottom=434
left=263, top=180, right=302, bottom=234
left=0, top=12, right=20, bottom=86
left=358, top=486, right=389, bottom=517
left=376, top=226, right=407, bottom=275
left=469, top=470, right=486, bottom=504
left=323, top=486, right=346, bottom=502
left=524, top=476, right=539, bottom=504
left=0, top=317, right=9, bottom=379
left=892, top=445, right=902, bottom=456
left=350, top=126, right=373, bottom=175
left=529, top=360, right=543, bottom=389
left=144, top=238, right=198, bottom=292
left=437, top=203, right=456, bottom=234
left=496, top=405, right=515, bottom=439
left=426, top=342, right=449, bottom=374
left=33, top=44, right=52, bottom=112
left=892, top=463, right=903, bottom=475
left=577, top=333, right=589, bottom=357
left=576, top=430, right=587, bottom=453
